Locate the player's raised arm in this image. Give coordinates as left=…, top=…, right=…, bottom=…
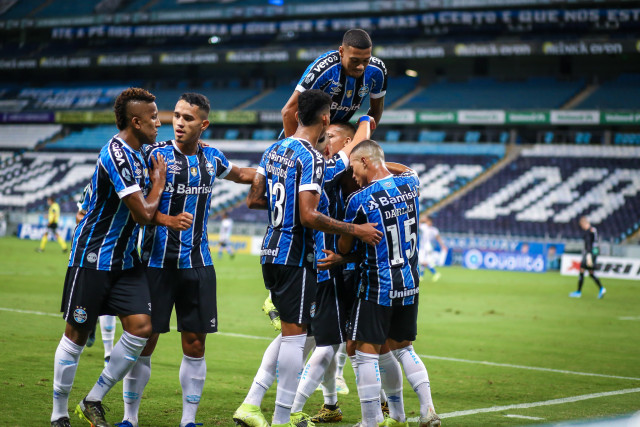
left=122, top=154, right=166, bottom=225
left=367, top=96, right=384, bottom=127
left=298, top=190, right=381, bottom=246
left=281, top=90, right=301, bottom=138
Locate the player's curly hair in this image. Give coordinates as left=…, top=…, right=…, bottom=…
left=297, top=89, right=332, bottom=126
left=113, top=87, right=156, bottom=131
left=342, top=29, right=372, bottom=49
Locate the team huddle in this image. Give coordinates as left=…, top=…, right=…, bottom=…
left=50, top=29, right=440, bottom=427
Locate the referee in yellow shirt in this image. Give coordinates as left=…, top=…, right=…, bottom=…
left=37, top=197, right=68, bottom=253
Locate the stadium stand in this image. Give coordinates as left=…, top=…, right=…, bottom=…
left=577, top=74, right=640, bottom=110
left=43, top=125, right=176, bottom=151
left=0, top=125, right=62, bottom=149
left=435, top=145, right=640, bottom=242
left=401, top=77, right=585, bottom=110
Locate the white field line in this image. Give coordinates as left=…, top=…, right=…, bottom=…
left=619, top=316, right=640, bottom=321
left=504, top=414, right=545, bottom=420
left=418, top=354, right=640, bottom=382
left=3, top=306, right=640, bottom=382
left=405, top=387, right=640, bottom=421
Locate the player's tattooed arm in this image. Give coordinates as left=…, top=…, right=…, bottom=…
left=246, top=173, right=268, bottom=210
left=299, top=191, right=382, bottom=246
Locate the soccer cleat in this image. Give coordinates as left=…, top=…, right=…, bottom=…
left=272, top=420, right=315, bottom=427
left=380, top=401, right=389, bottom=417
left=418, top=407, right=441, bottom=427
left=262, top=295, right=281, bottom=331
left=75, top=398, right=111, bottom=427
left=569, top=291, right=582, bottom=298
left=115, top=421, right=135, bottom=427
left=290, top=412, right=315, bottom=426
left=35, top=248, right=44, bottom=253
left=311, top=404, right=343, bottom=423
left=335, top=376, right=349, bottom=395
left=378, top=418, right=408, bottom=427
left=232, top=403, right=269, bottom=427
left=51, top=417, right=72, bottom=427
left=432, top=272, right=441, bottom=282
left=598, top=287, right=607, bottom=299
left=86, top=330, right=96, bottom=348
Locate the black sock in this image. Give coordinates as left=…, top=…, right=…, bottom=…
left=577, top=272, right=584, bottom=292
left=590, top=273, right=603, bottom=289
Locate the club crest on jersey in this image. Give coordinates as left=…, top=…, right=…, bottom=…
left=73, top=307, right=87, bottom=324
left=315, top=166, right=323, bottom=178
left=190, top=166, right=198, bottom=177
left=346, top=90, right=353, bottom=98
left=206, top=162, right=215, bottom=176
left=358, top=85, right=370, bottom=97
left=367, top=200, right=380, bottom=211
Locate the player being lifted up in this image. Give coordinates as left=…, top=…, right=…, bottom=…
left=51, top=88, right=175, bottom=427
left=119, top=93, right=256, bottom=427
left=281, top=28, right=387, bottom=138
left=233, top=90, right=382, bottom=427
left=339, top=140, right=440, bottom=427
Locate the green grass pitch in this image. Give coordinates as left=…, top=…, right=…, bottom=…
left=0, top=236, right=639, bottom=426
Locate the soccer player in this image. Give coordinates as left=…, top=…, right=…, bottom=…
left=281, top=28, right=387, bottom=137
left=291, top=119, right=374, bottom=424
left=418, top=216, right=447, bottom=282
left=51, top=88, right=172, bottom=427
left=218, top=212, right=236, bottom=259
left=37, top=196, right=68, bottom=253
left=233, top=90, right=381, bottom=427
left=119, top=92, right=256, bottom=427
left=570, top=216, right=606, bottom=299
left=76, top=182, right=117, bottom=367
left=339, top=140, right=440, bottom=427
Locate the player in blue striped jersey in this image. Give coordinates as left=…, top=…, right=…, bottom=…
left=281, top=29, right=387, bottom=137
left=234, top=90, right=381, bottom=427
left=339, top=140, right=440, bottom=427
left=121, top=93, right=255, bottom=427
left=52, top=88, right=169, bottom=427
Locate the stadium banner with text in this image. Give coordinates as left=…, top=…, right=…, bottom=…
left=209, top=110, right=257, bottom=124
left=507, top=111, right=550, bottom=124
left=55, top=110, right=114, bottom=124
left=560, top=254, right=640, bottom=281
left=416, top=111, right=457, bottom=124
left=462, top=249, right=547, bottom=273
left=601, top=111, right=640, bottom=125
left=207, top=233, right=253, bottom=255
left=16, top=224, right=74, bottom=241
left=45, top=9, right=640, bottom=40
left=2, top=1, right=634, bottom=29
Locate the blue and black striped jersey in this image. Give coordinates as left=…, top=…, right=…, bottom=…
left=69, top=136, right=149, bottom=271
left=258, top=137, right=325, bottom=267
left=141, top=140, right=232, bottom=269
left=314, top=151, right=350, bottom=283
left=344, top=172, right=421, bottom=306
left=296, top=51, right=387, bottom=123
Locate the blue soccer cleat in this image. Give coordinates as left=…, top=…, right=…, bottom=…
left=569, top=291, right=582, bottom=298
left=598, top=287, right=606, bottom=299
